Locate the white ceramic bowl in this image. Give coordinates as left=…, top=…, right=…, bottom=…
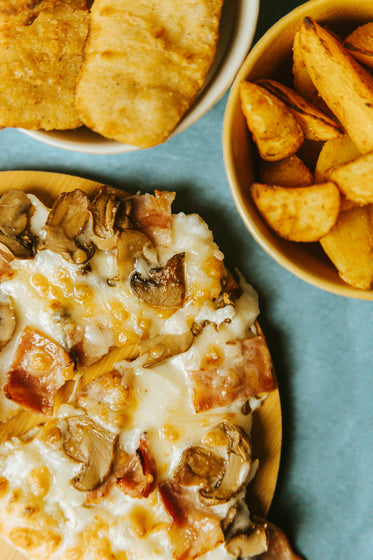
left=20, top=0, right=259, bottom=154
left=223, top=0, right=373, bottom=300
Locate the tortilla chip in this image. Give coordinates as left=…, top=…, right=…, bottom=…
left=0, top=0, right=91, bottom=130
left=76, top=0, right=223, bottom=147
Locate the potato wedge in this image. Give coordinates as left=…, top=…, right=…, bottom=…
left=259, top=155, right=313, bottom=188
left=344, top=22, right=373, bottom=70
left=292, top=27, right=318, bottom=100
left=315, top=134, right=361, bottom=183
left=315, top=135, right=362, bottom=210
left=257, top=78, right=343, bottom=141
left=320, top=205, right=373, bottom=289
left=240, top=80, right=303, bottom=161
left=327, top=152, right=373, bottom=205
left=251, top=182, right=340, bottom=242
left=299, top=17, right=373, bottom=154
left=292, top=27, right=333, bottom=115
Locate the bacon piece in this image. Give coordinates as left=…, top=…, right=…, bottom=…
left=131, top=191, right=175, bottom=246
left=258, top=523, right=303, bottom=560
left=87, top=433, right=157, bottom=504
left=117, top=434, right=157, bottom=498
left=190, top=335, right=276, bottom=412
left=4, top=326, right=76, bottom=414
left=159, top=480, right=224, bottom=560
left=85, top=473, right=114, bottom=505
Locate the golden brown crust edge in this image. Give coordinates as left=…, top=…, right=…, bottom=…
left=0, top=0, right=91, bottom=130
left=75, top=0, right=224, bottom=147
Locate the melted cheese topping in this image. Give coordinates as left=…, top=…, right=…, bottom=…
left=0, top=191, right=263, bottom=560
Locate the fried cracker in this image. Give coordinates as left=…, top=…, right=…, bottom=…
left=76, top=0, right=224, bottom=147
left=0, top=0, right=91, bottom=130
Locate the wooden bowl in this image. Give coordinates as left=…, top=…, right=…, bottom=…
left=0, top=171, right=281, bottom=560
left=223, top=0, right=373, bottom=300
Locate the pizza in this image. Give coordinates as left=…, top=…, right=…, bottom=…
left=0, top=173, right=279, bottom=560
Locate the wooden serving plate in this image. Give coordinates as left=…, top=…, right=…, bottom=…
left=0, top=171, right=282, bottom=560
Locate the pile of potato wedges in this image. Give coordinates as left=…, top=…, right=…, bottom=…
left=240, top=17, right=373, bottom=290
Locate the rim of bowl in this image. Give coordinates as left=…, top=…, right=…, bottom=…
left=223, top=0, right=373, bottom=300
left=20, top=0, right=259, bottom=155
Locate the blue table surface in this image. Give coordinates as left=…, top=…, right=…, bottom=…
left=0, top=1, right=372, bottom=559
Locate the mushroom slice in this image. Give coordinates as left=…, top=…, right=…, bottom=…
left=90, top=186, right=133, bottom=249
left=225, top=524, right=269, bottom=557
left=173, top=446, right=225, bottom=487
left=0, top=189, right=35, bottom=258
left=215, top=270, right=242, bottom=309
left=198, top=423, right=253, bottom=505
left=43, top=189, right=94, bottom=264
left=131, top=252, right=185, bottom=308
left=63, top=415, right=118, bottom=492
left=172, top=423, right=254, bottom=507
left=117, top=229, right=157, bottom=281
left=0, top=295, right=16, bottom=349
